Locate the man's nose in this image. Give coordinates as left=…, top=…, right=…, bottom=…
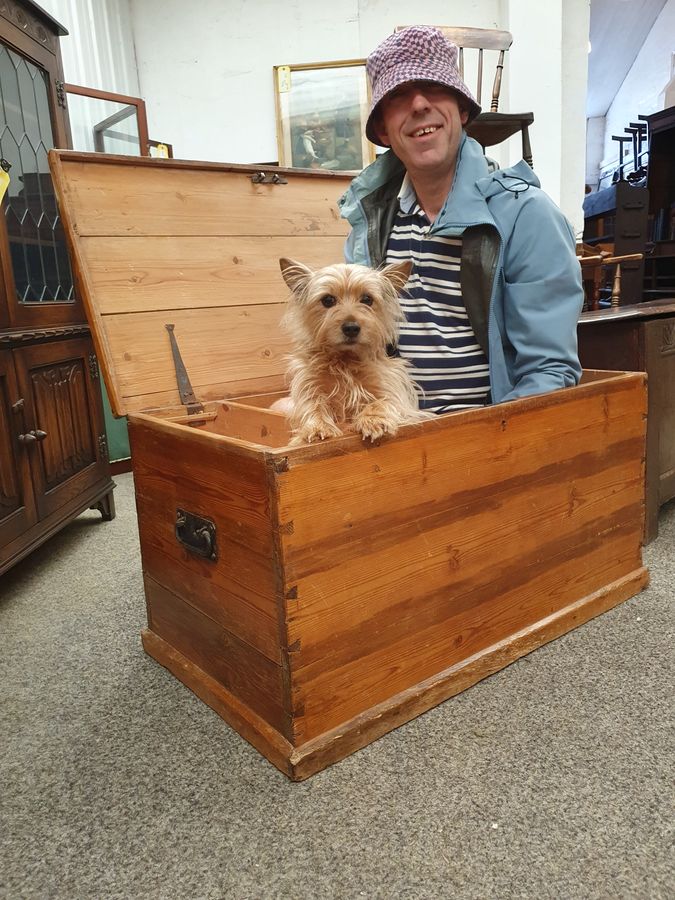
left=410, top=89, right=432, bottom=110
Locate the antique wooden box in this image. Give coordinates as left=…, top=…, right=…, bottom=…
left=49, top=150, right=649, bottom=780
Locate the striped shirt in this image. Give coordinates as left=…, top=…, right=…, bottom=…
left=385, top=179, right=491, bottom=414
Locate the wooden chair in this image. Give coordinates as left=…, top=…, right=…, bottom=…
left=576, top=244, right=644, bottom=310
left=395, top=25, right=534, bottom=167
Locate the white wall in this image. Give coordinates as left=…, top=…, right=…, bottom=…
left=586, top=115, right=605, bottom=187
left=39, top=0, right=590, bottom=233
left=127, top=0, right=589, bottom=230
left=127, top=0, right=502, bottom=163
left=602, top=0, right=675, bottom=167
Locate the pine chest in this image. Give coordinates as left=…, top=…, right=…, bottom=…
left=49, top=150, right=649, bottom=780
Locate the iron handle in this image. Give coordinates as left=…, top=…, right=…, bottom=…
left=175, top=508, right=217, bottom=562
left=33, top=429, right=48, bottom=441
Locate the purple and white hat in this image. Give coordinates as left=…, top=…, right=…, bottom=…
left=365, top=26, right=481, bottom=144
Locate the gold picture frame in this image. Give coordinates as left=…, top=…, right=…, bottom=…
left=273, top=59, right=376, bottom=172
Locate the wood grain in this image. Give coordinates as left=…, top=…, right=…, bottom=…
left=83, top=235, right=348, bottom=314
left=275, top=376, right=647, bottom=740
left=287, top=566, right=649, bottom=779
left=104, top=304, right=289, bottom=415
left=291, top=517, right=644, bottom=740
left=53, top=157, right=351, bottom=237
left=48, top=151, right=351, bottom=416
left=277, top=376, right=646, bottom=557
left=144, top=576, right=289, bottom=736
left=130, top=417, right=276, bottom=560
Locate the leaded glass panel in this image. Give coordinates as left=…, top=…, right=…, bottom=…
left=0, top=46, right=74, bottom=303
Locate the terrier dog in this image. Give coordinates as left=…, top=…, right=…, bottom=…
left=275, top=258, right=431, bottom=445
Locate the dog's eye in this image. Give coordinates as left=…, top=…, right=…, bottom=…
left=320, top=295, right=336, bottom=308
left=360, top=295, right=374, bottom=306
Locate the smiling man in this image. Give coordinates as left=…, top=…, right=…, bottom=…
left=338, top=26, right=584, bottom=411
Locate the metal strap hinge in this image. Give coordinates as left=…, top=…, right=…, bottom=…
left=165, top=323, right=204, bottom=415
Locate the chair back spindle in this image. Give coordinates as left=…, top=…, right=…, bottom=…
left=492, top=50, right=505, bottom=112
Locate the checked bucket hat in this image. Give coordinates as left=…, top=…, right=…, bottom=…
left=365, top=26, right=481, bottom=144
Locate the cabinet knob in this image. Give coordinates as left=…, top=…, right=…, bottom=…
left=17, top=429, right=48, bottom=444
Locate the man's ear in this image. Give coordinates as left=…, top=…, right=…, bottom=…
left=459, top=105, right=470, bottom=126
left=279, top=258, right=313, bottom=294
left=372, top=112, right=391, bottom=147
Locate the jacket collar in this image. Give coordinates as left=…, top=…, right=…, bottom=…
left=339, top=134, right=541, bottom=229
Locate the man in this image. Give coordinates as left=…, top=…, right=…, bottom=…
left=338, top=26, right=584, bottom=410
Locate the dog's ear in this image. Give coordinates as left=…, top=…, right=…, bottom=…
left=279, top=258, right=313, bottom=294
left=380, top=260, right=413, bottom=293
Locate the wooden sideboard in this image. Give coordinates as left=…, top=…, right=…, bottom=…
left=0, top=1, right=114, bottom=576
left=578, top=298, right=675, bottom=542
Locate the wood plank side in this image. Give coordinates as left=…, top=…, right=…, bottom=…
left=129, top=417, right=276, bottom=560
left=104, top=305, right=289, bottom=413
left=56, top=159, right=351, bottom=237
left=143, top=576, right=289, bottom=736
left=48, top=151, right=128, bottom=416
left=293, top=523, right=645, bottom=740
left=83, top=235, right=349, bottom=314
left=287, top=567, right=649, bottom=780
left=286, top=449, right=644, bottom=664
left=277, top=376, right=647, bottom=740
left=134, top=490, right=281, bottom=662
left=278, top=377, right=647, bottom=555
left=129, top=416, right=281, bottom=664
left=131, top=374, right=287, bottom=414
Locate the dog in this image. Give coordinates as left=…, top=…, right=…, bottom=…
left=274, top=258, right=431, bottom=445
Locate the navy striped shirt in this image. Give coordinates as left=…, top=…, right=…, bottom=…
left=385, top=180, right=491, bottom=413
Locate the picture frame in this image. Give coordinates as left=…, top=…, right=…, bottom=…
left=273, top=59, right=376, bottom=172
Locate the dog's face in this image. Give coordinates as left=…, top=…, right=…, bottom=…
left=279, top=259, right=412, bottom=357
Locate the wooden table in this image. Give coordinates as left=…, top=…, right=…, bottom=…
left=578, top=298, right=675, bottom=542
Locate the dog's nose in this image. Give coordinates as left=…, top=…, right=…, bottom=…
left=342, top=321, right=361, bottom=339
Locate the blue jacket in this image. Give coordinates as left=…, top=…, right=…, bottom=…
left=338, top=134, right=583, bottom=404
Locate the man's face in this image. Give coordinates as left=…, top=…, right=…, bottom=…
left=374, top=81, right=469, bottom=177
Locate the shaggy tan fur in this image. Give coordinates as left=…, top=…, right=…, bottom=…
left=275, top=258, right=431, bottom=445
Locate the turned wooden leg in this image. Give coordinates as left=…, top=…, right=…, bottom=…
left=611, top=262, right=622, bottom=307
left=91, top=488, right=116, bottom=521
left=522, top=125, right=533, bottom=168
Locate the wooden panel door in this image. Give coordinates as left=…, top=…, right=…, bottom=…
left=0, top=348, right=37, bottom=550
left=14, top=336, right=108, bottom=520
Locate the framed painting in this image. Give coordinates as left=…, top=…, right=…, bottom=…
left=273, top=59, right=376, bottom=172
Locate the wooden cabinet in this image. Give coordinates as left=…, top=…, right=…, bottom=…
left=0, top=331, right=114, bottom=575
left=643, top=106, right=675, bottom=299
left=578, top=299, right=675, bottom=543
left=0, top=1, right=114, bottom=576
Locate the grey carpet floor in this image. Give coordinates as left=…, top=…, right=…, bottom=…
left=1, top=472, right=673, bottom=900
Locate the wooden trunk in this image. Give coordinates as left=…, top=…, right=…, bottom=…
left=49, top=150, right=649, bottom=780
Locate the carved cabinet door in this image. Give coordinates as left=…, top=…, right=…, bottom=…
left=13, top=336, right=108, bottom=520
left=0, top=348, right=38, bottom=550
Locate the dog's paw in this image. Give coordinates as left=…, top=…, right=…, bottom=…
left=293, top=419, right=343, bottom=444
left=354, top=414, right=398, bottom=442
